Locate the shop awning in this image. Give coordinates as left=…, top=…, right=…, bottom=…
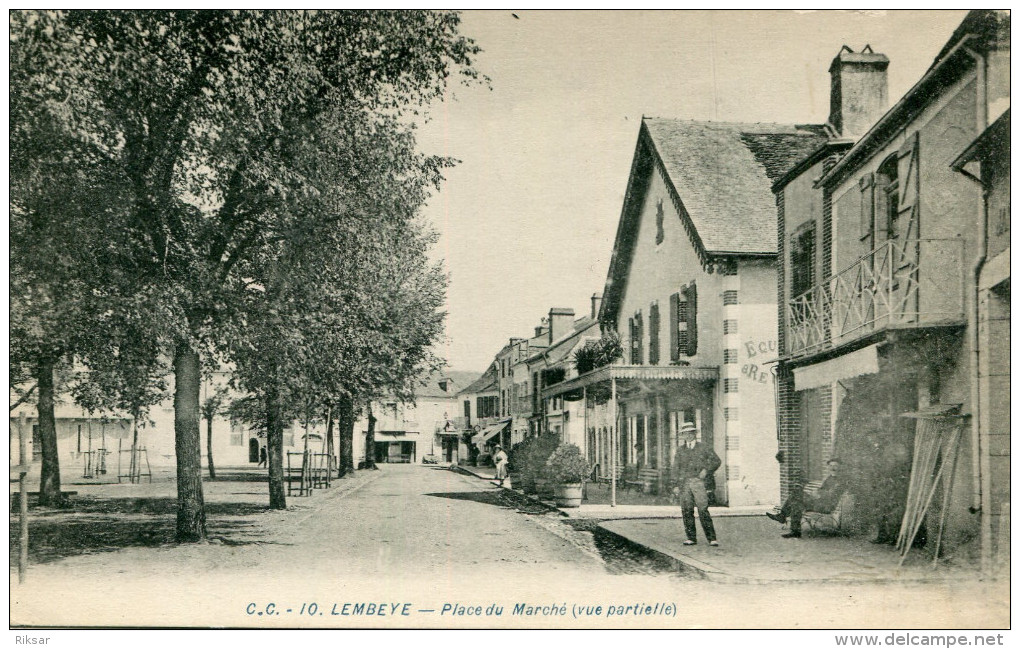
left=793, top=343, right=880, bottom=391
left=541, top=364, right=719, bottom=399
left=471, top=419, right=510, bottom=446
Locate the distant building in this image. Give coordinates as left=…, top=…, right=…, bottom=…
left=775, top=11, right=1008, bottom=565
left=354, top=370, right=480, bottom=465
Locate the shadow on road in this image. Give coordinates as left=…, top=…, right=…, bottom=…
left=424, top=490, right=549, bottom=515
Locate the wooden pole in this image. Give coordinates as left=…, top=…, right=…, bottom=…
left=18, top=411, right=29, bottom=583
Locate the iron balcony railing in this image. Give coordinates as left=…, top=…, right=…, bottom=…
left=787, top=239, right=965, bottom=358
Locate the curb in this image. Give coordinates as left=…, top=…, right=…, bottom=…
left=450, top=466, right=563, bottom=515
left=594, top=523, right=731, bottom=582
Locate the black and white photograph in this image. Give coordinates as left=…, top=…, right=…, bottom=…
left=8, top=9, right=1010, bottom=636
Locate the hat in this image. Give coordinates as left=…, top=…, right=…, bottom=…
left=679, top=423, right=698, bottom=435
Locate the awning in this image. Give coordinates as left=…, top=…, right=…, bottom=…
left=471, top=419, right=509, bottom=446
left=541, top=364, right=719, bottom=399
left=436, top=430, right=462, bottom=437
left=793, top=343, right=880, bottom=391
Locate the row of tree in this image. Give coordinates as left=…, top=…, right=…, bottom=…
left=10, top=10, right=482, bottom=540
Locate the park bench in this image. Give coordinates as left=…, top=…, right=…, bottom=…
left=594, top=464, right=623, bottom=488
left=629, top=468, right=661, bottom=494
left=801, top=480, right=855, bottom=534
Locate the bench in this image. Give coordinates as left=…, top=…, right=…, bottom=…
left=622, top=466, right=660, bottom=493
left=799, top=480, right=855, bottom=533
left=595, top=464, right=624, bottom=487
left=634, top=468, right=661, bottom=494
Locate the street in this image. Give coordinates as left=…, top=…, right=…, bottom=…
left=10, top=465, right=1008, bottom=628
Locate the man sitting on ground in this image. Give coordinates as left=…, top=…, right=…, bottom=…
left=766, top=458, right=847, bottom=538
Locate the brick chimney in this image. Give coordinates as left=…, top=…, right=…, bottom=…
left=534, top=325, right=547, bottom=337
left=548, top=308, right=575, bottom=344
left=829, top=45, right=889, bottom=139
left=590, top=292, right=603, bottom=320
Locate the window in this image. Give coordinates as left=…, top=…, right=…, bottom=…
left=724, top=407, right=739, bottom=421
left=876, top=155, right=899, bottom=240
left=230, top=420, right=244, bottom=446
left=463, top=399, right=471, bottom=421
left=790, top=221, right=816, bottom=299
left=723, top=349, right=738, bottom=364
left=726, top=435, right=740, bottom=449
left=724, top=378, right=739, bottom=393
left=723, top=290, right=738, bottom=306
left=629, top=311, right=644, bottom=365
left=669, top=283, right=698, bottom=359
left=723, top=319, right=737, bottom=335
left=655, top=199, right=665, bottom=245
left=284, top=427, right=294, bottom=447
left=648, top=302, right=660, bottom=365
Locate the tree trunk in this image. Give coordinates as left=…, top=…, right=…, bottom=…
left=266, top=388, right=286, bottom=509
left=325, top=405, right=336, bottom=478
left=173, top=343, right=207, bottom=542
left=364, top=404, right=378, bottom=470
left=337, top=394, right=355, bottom=477
left=206, top=414, right=216, bottom=480
left=36, top=356, right=62, bottom=507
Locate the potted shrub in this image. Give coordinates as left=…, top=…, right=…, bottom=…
left=529, top=434, right=559, bottom=498
left=507, top=440, right=528, bottom=491
left=544, top=443, right=589, bottom=508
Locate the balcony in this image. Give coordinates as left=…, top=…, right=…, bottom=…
left=787, top=239, right=965, bottom=359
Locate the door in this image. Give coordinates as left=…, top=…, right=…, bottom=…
left=801, top=389, right=828, bottom=485
left=248, top=438, right=260, bottom=463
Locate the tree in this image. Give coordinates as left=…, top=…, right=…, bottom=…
left=11, top=10, right=481, bottom=536
left=200, top=385, right=230, bottom=480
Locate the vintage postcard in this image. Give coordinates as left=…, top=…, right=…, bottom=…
left=9, top=9, right=1010, bottom=636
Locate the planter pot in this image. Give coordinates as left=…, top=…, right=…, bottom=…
left=508, top=472, right=523, bottom=490
left=534, top=478, right=554, bottom=498
left=553, top=483, right=583, bottom=508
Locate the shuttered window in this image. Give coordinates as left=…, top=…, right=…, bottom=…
left=630, top=311, right=644, bottom=365
left=648, top=302, right=660, bottom=365
left=669, top=284, right=698, bottom=359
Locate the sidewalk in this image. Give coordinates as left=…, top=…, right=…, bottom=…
left=602, top=516, right=984, bottom=584
left=455, top=469, right=982, bottom=585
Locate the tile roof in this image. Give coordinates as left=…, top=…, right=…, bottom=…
left=643, top=118, right=828, bottom=255
left=414, top=370, right=482, bottom=399
left=458, top=366, right=497, bottom=395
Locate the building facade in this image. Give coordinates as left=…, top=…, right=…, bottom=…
left=775, top=11, right=1009, bottom=566
left=544, top=117, right=826, bottom=506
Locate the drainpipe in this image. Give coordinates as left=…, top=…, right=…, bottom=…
left=961, top=45, right=990, bottom=571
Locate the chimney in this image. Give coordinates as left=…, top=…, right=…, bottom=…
left=548, top=307, right=575, bottom=344
left=590, top=292, right=603, bottom=320
left=535, top=325, right=547, bottom=337
left=828, top=45, right=889, bottom=139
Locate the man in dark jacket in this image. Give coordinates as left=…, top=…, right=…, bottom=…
left=672, top=423, right=722, bottom=546
left=767, top=458, right=847, bottom=538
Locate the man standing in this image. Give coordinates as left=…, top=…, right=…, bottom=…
left=767, top=458, right=846, bottom=538
left=672, top=423, right=721, bottom=547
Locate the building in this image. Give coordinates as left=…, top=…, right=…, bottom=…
left=775, top=11, right=1009, bottom=565
left=543, top=117, right=826, bottom=506
left=354, top=370, right=480, bottom=465
left=951, top=107, right=1010, bottom=572
left=453, top=365, right=500, bottom=463
left=525, top=296, right=602, bottom=460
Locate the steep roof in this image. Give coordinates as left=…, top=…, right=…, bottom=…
left=642, top=119, right=828, bottom=256
left=458, top=366, right=497, bottom=395
left=600, top=118, right=827, bottom=325
left=528, top=315, right=600, bottom=366
left=414, top=370, right=482, bottom=399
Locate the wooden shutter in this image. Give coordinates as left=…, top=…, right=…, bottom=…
left=685, top=284, right=698, bottom=356
left=669, top=293, right=679, bottom=361
left=628, top=317, right=635, bottom=364
left=897, top=132, right=920, bottom=241
left=649, top=303, right=660, bottom=365
left=859, top=173, right=875, bottom=242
